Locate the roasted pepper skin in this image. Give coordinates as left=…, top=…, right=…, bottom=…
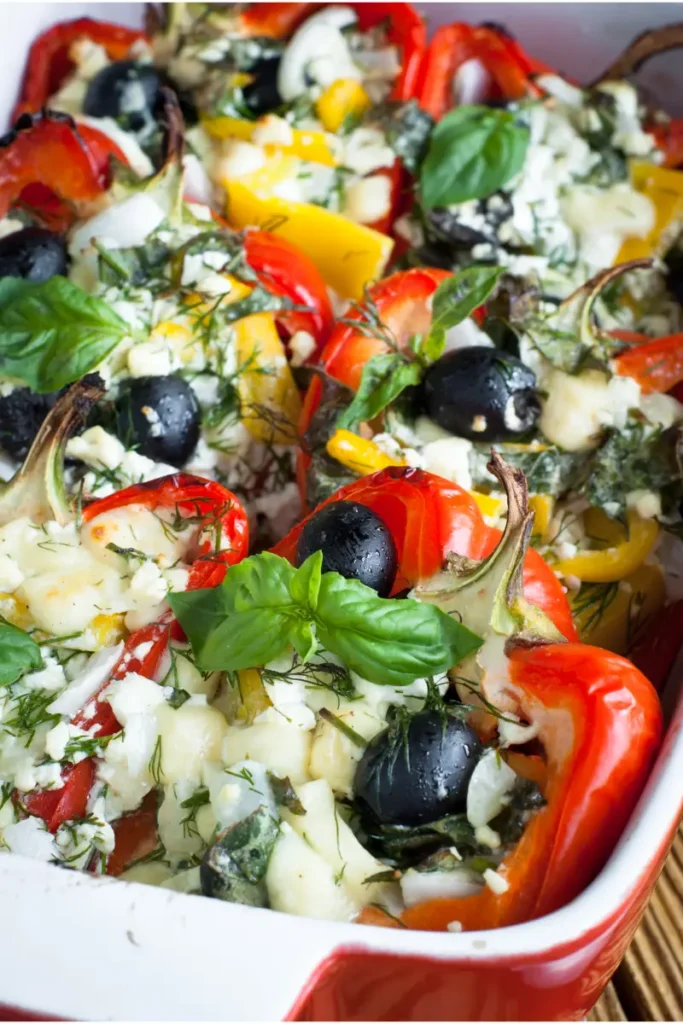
left=273, top=466, right=578, bottom=640
left=13, top=18, right=147, bottom=119
left=417, top=22, right=544, bottom=120
left=398, top=644, right=662, bottom=931
left=0, top=110, right=126, bottom=229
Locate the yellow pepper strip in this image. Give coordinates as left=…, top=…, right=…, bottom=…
left=529, top=494, right=554, bottom=540
left=326, top=429, right=404, bottom=475
left=570, top=563, right=665, bottom=655
left=233, top=312, right=302, bottom=445
left=316, top=78, right=371, bottom=133
left=235, top=668, right=271, bottom=724
left=470, top=491, right=503, bottom=518
left=582, top=506, right=626, bottom=547
left=554, top=510, right=659, bottom=583
left=202, top=114, right=337, bottom=166
left=0, top=593, right=31, bottom=630
left=222, top=180, right=394, bottom=300
left=617, top=161, right=683, bottom=263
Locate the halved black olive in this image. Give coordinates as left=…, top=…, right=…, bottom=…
left=422, top=346, right=540, bottom=442
left=242, top=56, right=283, bottom=116
left=83, top=60, right=162, bottom=137
left=0, top=387, right=63, bottom=460
left=354, top=710, right=483, bottom=826
left=665, top=246, right=683, bottom=306
left=296, top=500, right=397, bottom=596
left=0, top=227, right=68, bottom=282
left=114, top=375, right=201, bottom=467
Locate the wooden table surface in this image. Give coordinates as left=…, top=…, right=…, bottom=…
left=588, top=827, right=683, bottom=1022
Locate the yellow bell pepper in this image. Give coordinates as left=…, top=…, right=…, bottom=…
left=570, top=563, right=665, bottom=654
left=326, top=430, right=404, bottom=475
left=553, top=509, right=659, bottom=583
left=233, top=312, right=302, bottom=445
left=0, top=593, right=31, bottom=631
left=222, top=180, right=394, bottom=299
left=617, top=161, right=683, bottom=263
left=470, top=491, right=504, bottom=518
left=202, top=115, right=337, bottom=166
left=91, top=613, right=126, bottom=647
left=529, top=494, right=554, bottom=541
left=316, top=78, right=371, bottom=133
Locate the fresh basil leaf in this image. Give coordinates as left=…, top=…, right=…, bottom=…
left=169, top=552, right=301, bottom=671
left=0, top=277, right=130, bottom=393
left=420, top=105, right=530, bottom=209
left=315, top=572, right=482, bottom=687
left=290, top=551, right=323, bottom=610
left=336, top=353, right=423, bottom=431
left=0, top=618, right=42, bottom=686
left=431, top=266, right=504, bottom=340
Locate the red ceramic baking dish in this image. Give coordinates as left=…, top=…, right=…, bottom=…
left=0, top=3, right=681, bottom=1021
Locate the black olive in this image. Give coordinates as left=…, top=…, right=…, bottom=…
left=422, top=346, right=540, bottom=442
left=665, top=246, right=683, bottom=306
left=83, top=61, right=162, bottom=136
left=0, top=388, right=65, bottom=460
left=0, top=227, right=68, bottom=282
left=296, top=500, right=397, bottom=597
left=242, top=56, right=283, bottom=117
left=354, top=710, right=483, bottom=826
left=114, top=375, right=201, bottom=466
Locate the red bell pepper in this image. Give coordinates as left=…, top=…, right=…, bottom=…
left=272, top=465, right=578, bottom=640
left=417, top=22, right=543, bottom=120
left=23, top=758, right=96, bottom=834
left=352, top=3, right=426, bottom=104
left=239, top=3, right=316, bottom=40
left=82, top=472, right=250, bottom=571
left=400, top=643, right=662, bottom=931
left=243, top=229, right=335, bottom=354
left=106, top=791, right=160, bottom=877
left=0, top=111, right=126, bottom=230
left=13, top=18, right=147, bottom=119
left=24, top=474, right=249, bottom=833
left=298, top=267, right=451, bottom=500
left=612, top=331, right=683, bottom=395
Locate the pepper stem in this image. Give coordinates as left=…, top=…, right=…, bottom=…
left=0, top=375, right=104, bottom=527
left=414, top=451, right=565, bottom=648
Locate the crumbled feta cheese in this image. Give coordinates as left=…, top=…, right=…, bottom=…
left=48, top=645, right=124, bottom=717
left=127, top=338, right=174, bottom=378
left=474, top=824, right=502, bottom=849
left=70, top=193, right=166, bottom=254
left=289, top=330, right=317, bottom=367
left=342, top=128, right=394, bottom=176
left=447, top=920, right=463, bottom=933
left=483, top=868, right=510, bottom=894
left=443, top=318, right=493, bottom=353
left=401, top=867, right=483, bottom=907
left=344, top=174, right=392, bottom=224
left=67, top=426, right=126, bottom=471
left=104, top=672, right=167, bottom=725
left=0, top=553, right=24, bottom=592
left=215, top=140, right=265, bottom=180
left=3, top=817, right=56, bottom=861
left=466, top=749, right=517, bottom=828
left=420, top=437, right=473, bottom=490
left=252, top=115, right=294, bottom=147
left=640, top=391, right=683, bottom=429
left=626, top=489, right=662, bottom=519
left=44, top=721, right=70, bottom=762
left=23, top=657, right=66, bottom=694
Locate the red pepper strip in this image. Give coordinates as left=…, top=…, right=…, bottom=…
left=612, top=332, right=683, bottom=395
left=297, top=267, right=450, bottom=506
left=23, top=759, right=96, bottom=834
left=81, top=472, right=249, bottom=568
left=73, top=621, right=171, bottom=739
left=274, top=466, right=490, bottom=594
left=400, top=644, right=662, bottom=931
left=0, top=111, right=124, bottom=228
left=273, top=466, right=578, bottom=641
left=106, top=791, right=160, bottom=877
left=243, top=229, right=335, bottom=353
left=351, top=3, right=427, bottom=103
left=417, top=23, right=539, bottom=120
left=651, top=119, right=683, bottom=170
left=13, top=18, right=147, bottom=119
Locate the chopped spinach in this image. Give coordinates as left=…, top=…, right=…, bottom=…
left=200, top=805, right=279, bottom=906
left=469, top=443, right=584, bottom=497
left=376, top=99, right=435, bottom=175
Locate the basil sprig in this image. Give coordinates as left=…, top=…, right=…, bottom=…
left=420, top=105, right=530, bottom=209
left=0, top=277, right=130, bottom=392
left=336, top=266, right=503, bottom=431
left=169, top=552, right=481, bottom=687
left=0, top=618, right=42, bottom=686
